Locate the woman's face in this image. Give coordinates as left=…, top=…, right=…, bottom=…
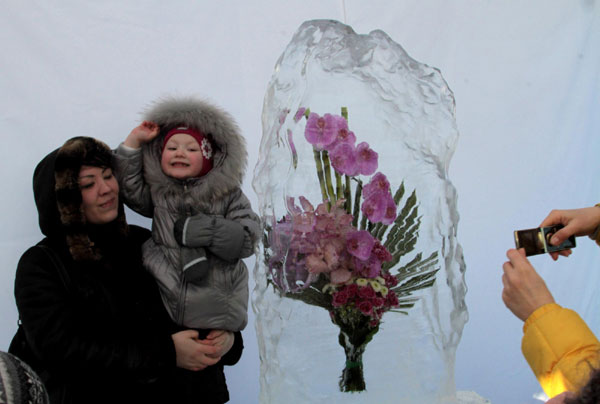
left=78, top=165, right=119, bottom=224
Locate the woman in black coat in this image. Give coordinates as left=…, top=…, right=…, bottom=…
left=9, top=136, right=243, bottom=404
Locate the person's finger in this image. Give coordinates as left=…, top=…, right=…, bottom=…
left=539, top=210, right=565, bottom=228
left=502, top=261, right=513, bottom=275
left=206, top=329, right=226, bottom=340
left=549, top=226, right=574, bottom=246
left=506, top=248, right=528, bottom=265
left=501, top=272, right=509, bottom=288
left=180, top=329, right=199, bottom=340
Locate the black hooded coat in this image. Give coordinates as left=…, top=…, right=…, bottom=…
left=9, top=137, right=242, bottom=404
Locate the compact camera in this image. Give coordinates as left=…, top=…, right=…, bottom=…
left=513, top=224, right=576, bottom=257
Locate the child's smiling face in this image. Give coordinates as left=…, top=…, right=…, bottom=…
left=160, top=133, right=204, bottom=179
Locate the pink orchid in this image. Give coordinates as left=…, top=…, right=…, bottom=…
left=329, top=143, right=358, bottom=176
left=355, top=142, right=378, bottom=176
left=354, top=255, right=382, bottom=279
left=305, top=113, right=338, bottom=150
left=326, top=115, right=356, bottom=150
left=363, top=172, right=390, bottom=199
left=381, top=196, right=397, bottom=225
left=361, top=194, right=387, bottom=223
left=346, top=230, right=375, bottom=261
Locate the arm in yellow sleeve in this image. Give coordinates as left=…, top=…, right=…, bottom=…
left=522, top=303, right=600, bottom=398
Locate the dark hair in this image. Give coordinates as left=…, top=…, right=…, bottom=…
left=564, top=368, right=600, bottom=404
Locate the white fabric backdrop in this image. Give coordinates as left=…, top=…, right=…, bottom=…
left=1, top=1, right=598, bottom=403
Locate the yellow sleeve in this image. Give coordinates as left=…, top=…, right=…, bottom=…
left=522, top=303, right=600, bottom=397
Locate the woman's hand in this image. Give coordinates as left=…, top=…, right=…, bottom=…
left=124, top=121, right=160, bottom=149
left=171, top=330, right=221, bottom=371
left=540, top=206, right=600, bottom=260
left=502, top=248, right=555, bottom=322
left=200, top=330, right=235, bottom=359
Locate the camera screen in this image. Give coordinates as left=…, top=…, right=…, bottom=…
left=514, top=228, right=545, bottom=256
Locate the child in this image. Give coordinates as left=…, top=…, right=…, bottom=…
left=114, top=96, right=260, bottom=334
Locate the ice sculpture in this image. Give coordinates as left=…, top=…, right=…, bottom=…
left=252, top=20, right=467, bottom=403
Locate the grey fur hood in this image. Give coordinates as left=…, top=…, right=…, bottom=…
left=141, top=96, right=247, bottom=203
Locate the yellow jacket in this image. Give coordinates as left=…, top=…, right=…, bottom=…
left=522, top=303, right=600, bottom=397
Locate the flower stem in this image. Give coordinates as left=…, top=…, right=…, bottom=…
left=352, top=179, right=363, bottom=228
left=344, top=175, right=352, bottom=214
left=313, top=149, right=329, bottom=202
left=321, top=150, right=336, bottom=202
left=335, top=172, right=343, bottom=201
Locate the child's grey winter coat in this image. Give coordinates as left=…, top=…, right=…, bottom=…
left=115, top=96, right=260, bottom=331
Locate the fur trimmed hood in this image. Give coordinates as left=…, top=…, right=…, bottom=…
left=34, top=137, right=128, bottom=261
left=141, top=96, right=247, bottom=202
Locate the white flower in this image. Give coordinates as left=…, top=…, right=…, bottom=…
left=201, top=138, right=213, bottom=160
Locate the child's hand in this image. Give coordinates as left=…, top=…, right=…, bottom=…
left=124, top=121, right=160, bottom=149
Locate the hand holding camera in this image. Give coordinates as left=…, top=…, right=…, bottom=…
left=501, top=248, right=555, bottom=321
left=514, top=224, right=576, bottom=257
left=514, top=206, right=600, bottom=259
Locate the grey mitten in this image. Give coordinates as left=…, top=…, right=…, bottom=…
left=181, top=247, right=209, bottom=283
left=174, top=214, right=245, bottom=262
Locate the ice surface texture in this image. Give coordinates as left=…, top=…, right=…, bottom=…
left=252, top=20, right=467, bottom=403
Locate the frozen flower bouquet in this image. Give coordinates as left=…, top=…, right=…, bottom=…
left=263, top=107, right=440, bottom=392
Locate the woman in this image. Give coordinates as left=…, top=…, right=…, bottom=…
left=9, top=136, right=242, bottom=404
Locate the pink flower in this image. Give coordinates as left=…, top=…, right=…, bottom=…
left=346, top=230, right=375, bottom=261
left=386, top=291, right=399, bottom=306
left=298, top=196, right=315, bottom=212
left=294, top=107, right=306, bottom=122
left=354, top=256, right=382, bottom=278
left=361, top=194, right=387, bottom=223
left=332, top=290, right=349, bottom=307
left=357, top=300, right=374, bottom=316
left=329, top=143, right=358, bottom=176
left=363, top=172, right=390, bottom=199
left=306, top=252, right=329, bottom=274
left=373, top=297, right=385, bottom=307
left=381, top=196, right=397, bottom=225
left=384, top=273, right=398, bottom=288
left=371, top=241, right=393, bottom=262
left=327, top=116, right=356, bottom=150
left=358, top=285, right=376, bottom=299
left=305, top=113, right=337, bottom=150
left=355, top=142, right=378, bottom=175
left=345, top=283, right=359, bottom=297
left=323, top=242, right=342, bottom=268
left=330, top=268, right=352, bottom=284
left=292, top=213, right=315, bottom=234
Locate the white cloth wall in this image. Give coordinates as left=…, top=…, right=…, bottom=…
left=1, top=1, right=598, bottom=403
